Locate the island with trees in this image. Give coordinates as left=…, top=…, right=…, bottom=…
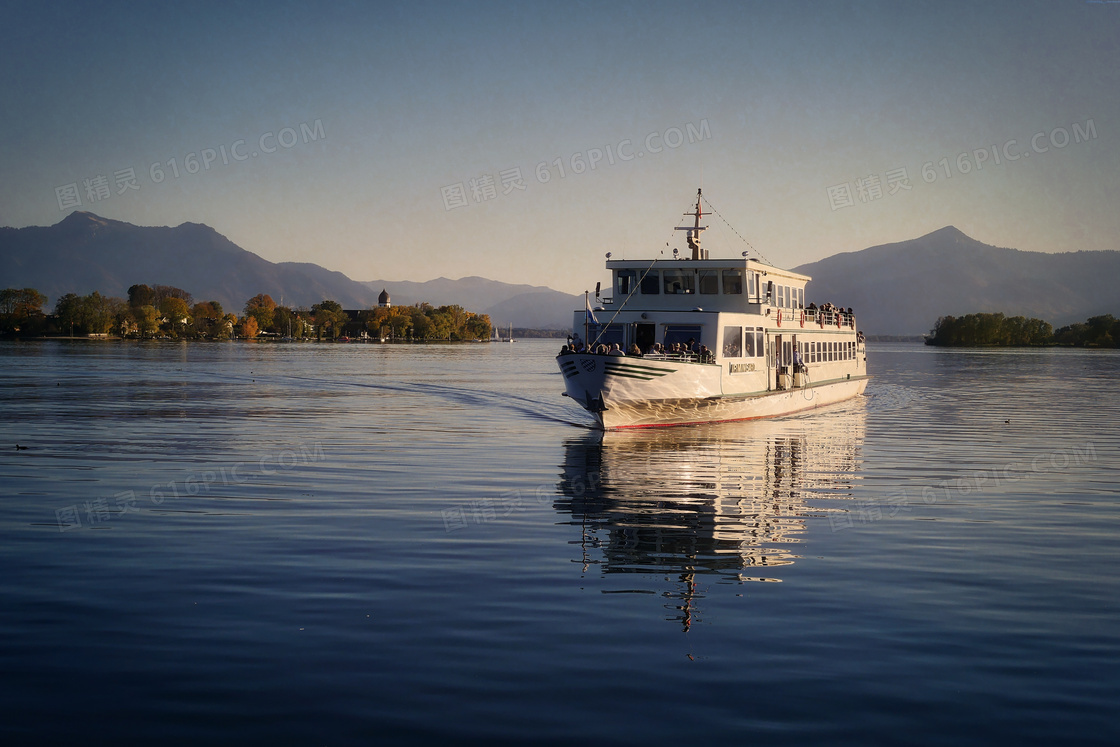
left=926, top=312, right=1120, bottom=348
left=0, top=285, right=492, bottom=342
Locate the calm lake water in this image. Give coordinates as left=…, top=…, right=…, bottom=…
left=1, top=339, right=1118, bottom=745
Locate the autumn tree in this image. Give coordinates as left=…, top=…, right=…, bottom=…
left=190, top=301, right=224, bottom=338
left=359, top=301, right=490, bottom=341
left=237, top=315, right=260, bottom=339
left=0, top=288, right=48, bottom=334
left=245, top=294, right=277, bottom=332
left=311, top=299, right=348, bottom=340
left=272, top=305, right=298, bottom=337
left=128, top=284, right=156, bottom=308
left=159, top=297, right=191, bottom=337
left=135, top=305, right=160, bottom=338
left=52, top=291, right=123, bottom=335
left=152, top=285, right=193, bottom=307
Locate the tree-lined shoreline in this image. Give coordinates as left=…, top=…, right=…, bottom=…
left=926, top=312, right=1120, bottom=348
left=0, top=286, right=492, bottom=341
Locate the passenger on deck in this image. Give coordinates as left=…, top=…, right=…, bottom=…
left=628, top=343, right=642, bottom=356
left=698, top=345, right=714, bottom=363
left=608, top=344, right=625, bottom=356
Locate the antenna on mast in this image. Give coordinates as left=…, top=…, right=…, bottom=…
left=675, top=188, right=710, bottom=259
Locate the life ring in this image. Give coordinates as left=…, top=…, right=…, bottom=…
left=777, top=309, right=782, bottom=326
left=800, top=310, right=805, bottom=327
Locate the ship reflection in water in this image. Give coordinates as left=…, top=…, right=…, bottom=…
left=556, top=400, right=867, bottom=630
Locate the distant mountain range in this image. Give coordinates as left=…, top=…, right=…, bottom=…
left=2, top=213, right=1117, bottom=334
left=0, top=212, right=579, bottom=328
left=793, top=226, right=1120, bottom=335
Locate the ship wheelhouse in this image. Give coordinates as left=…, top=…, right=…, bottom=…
left=582, top=257, right=812, bottom=361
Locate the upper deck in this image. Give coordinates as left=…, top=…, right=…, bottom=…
left=595, top=188, right=813, bottom=315
left=601, top=257, right=811, bottom=314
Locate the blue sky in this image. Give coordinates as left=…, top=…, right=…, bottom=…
left=2, top=0, right=1117, bottom=294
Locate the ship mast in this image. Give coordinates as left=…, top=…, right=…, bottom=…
left=675, top=188, right=710, bottom=260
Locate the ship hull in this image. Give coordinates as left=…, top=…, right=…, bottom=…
left=558, top=353, right=867, bottom=429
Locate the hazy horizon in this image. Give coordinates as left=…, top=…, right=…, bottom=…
left=3, top=0, right=1118, bottom=295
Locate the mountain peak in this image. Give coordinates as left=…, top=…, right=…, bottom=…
left=925, top=225, right=970, bottom=241
left=58, top=211, right=113, bottom=228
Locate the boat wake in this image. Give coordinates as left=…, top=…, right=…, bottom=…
left=218, top=372, right=593, bottom=429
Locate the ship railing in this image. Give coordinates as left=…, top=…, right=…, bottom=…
left=561, top=349, right=715, bottom=364
left=799, top=308, right=857, bottom=328
left=643, top=352, right=716, bottom=364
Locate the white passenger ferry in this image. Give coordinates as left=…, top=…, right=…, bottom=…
left=557, top=189, right=868, bottom=429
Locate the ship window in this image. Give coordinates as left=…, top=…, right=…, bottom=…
left=616, top=270, right=636, bottom=296
left=722, top=326, right=742, bottom=357
left=743, top=327, right=756, bottom=357
left=722, top=270, right=742, bottom=294
left=640, top=270, right=660, bottom=294
left=698, top=269, right=719, bottom=294
left=748, top=273, right=757, bottom=299
left=797, top=287, right=804, bottom=308
left=755, top=329, right=764, bottom=357
left=665, top=324, right=702, bottom=349
left=777, top=285, right=785, bottom=308
left=662, top=269, right=694, bottom=295
left=589, top=324, right=624, bottom=348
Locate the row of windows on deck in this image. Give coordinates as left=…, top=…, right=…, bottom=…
left=616, top=269, right=805, bottom=308
left=722, top=326, right=857, bottom=363
left=800, top=339, right=857, bottom=364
